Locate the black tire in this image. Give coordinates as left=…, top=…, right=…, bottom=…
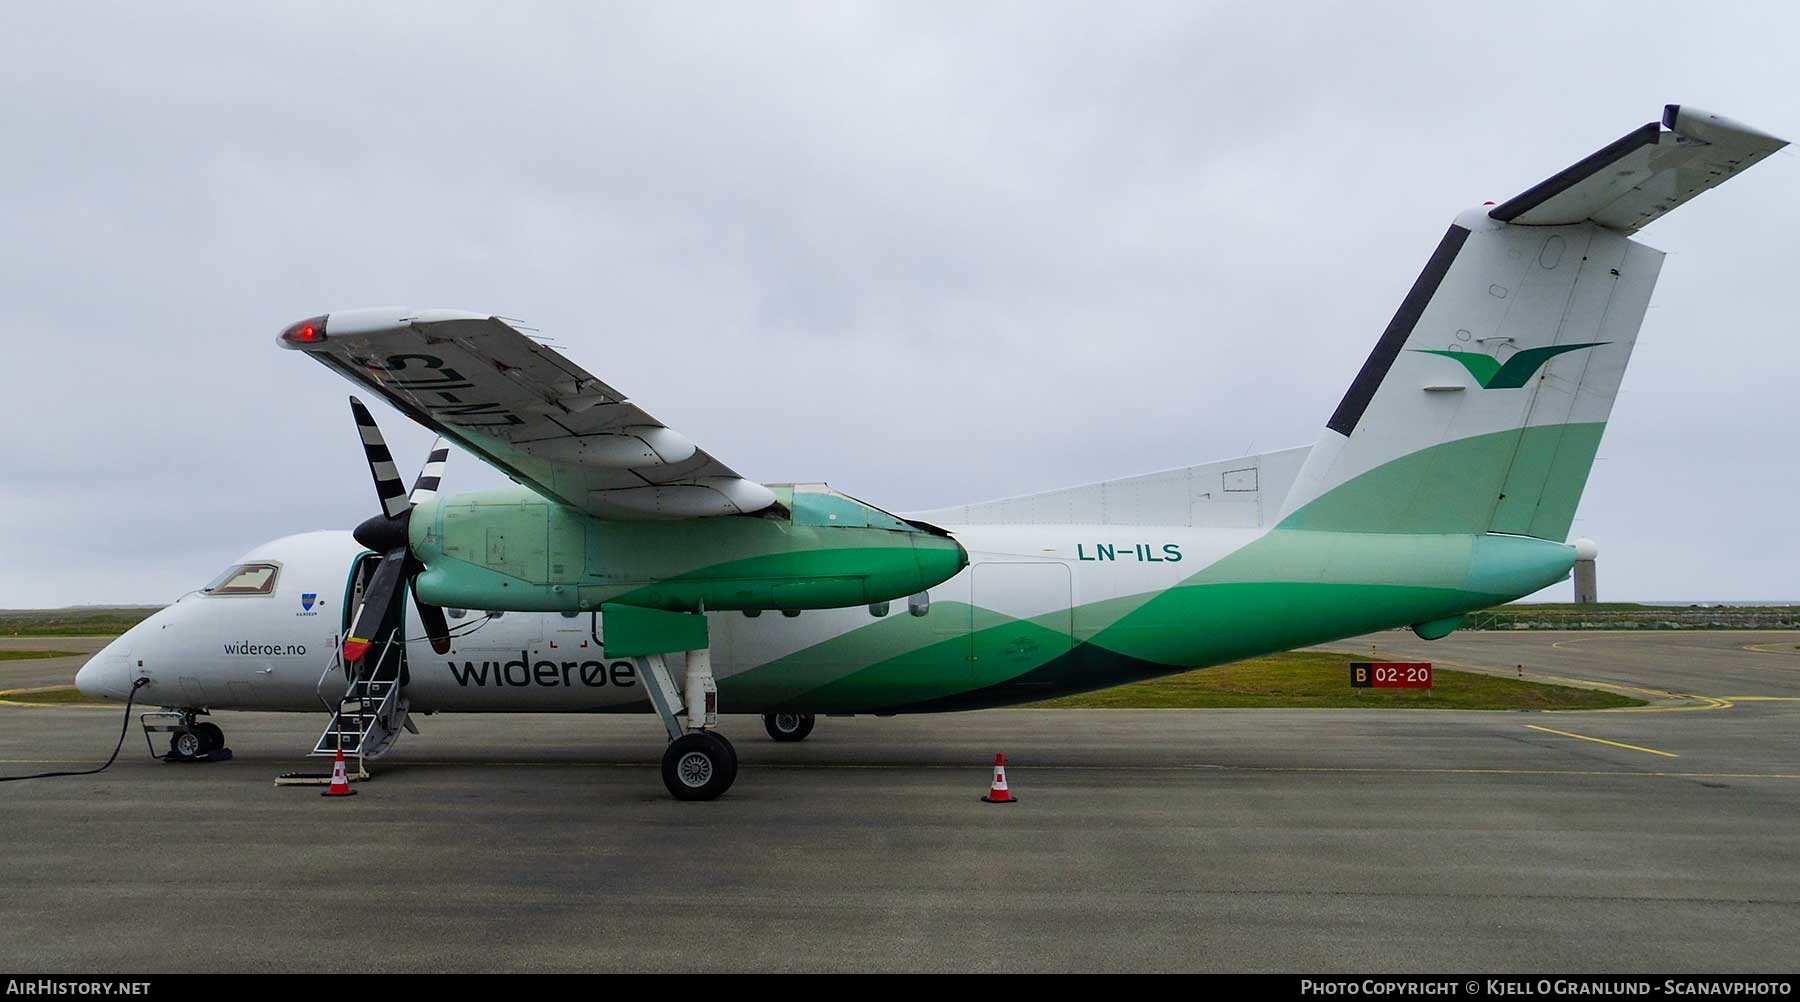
left=170, top=730, right=204, bottom=759
left=192, top=722, right=224, bottom=753
left=763, top=712, right=815, bottom=742
left=661, top=732, right=733, bottom=801
left=709, top=731, right=739, bottom=787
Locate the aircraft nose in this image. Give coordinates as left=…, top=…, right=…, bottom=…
left=75, top=636, right=133, bottom=700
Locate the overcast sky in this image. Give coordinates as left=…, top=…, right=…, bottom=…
left=2, top=2, right=1795, bottom=607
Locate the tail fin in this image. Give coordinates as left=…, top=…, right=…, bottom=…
left=1277, top=105, right=1784, bottom=541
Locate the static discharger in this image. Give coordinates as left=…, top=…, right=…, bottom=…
left=981, top=753, right=1016, bottom=804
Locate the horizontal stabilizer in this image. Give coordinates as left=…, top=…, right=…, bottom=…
left=1489, top=104, right=1786, bottom=233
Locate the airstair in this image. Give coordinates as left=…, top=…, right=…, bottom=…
left=311, top=633, right=411, bottom=758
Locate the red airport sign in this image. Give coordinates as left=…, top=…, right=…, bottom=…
left=1350, top=662, right=1432, bottom=689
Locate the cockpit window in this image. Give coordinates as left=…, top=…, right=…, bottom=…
left=203, top=562, right=281, bottom=596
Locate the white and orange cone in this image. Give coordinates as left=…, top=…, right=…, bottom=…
left=322, top=745, right=357, bottom=798
left=980, top=752, right=1016, bottom=804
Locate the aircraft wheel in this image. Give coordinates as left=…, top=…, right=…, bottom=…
left=170, top=730, right=204, bottom=759
left=662, top=732, right=734, bottom=801
left=763, top=712, right=815, bottom=742
left=192, top=722, right=225, bottom=753
left=710, top=731, right=739, bottom=786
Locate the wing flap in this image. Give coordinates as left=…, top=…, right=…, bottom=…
left=281, top=308, right=776, bottom=519
left=1490, top=105, right=1786, bottom=233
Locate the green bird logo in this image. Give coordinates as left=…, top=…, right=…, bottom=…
left=1411, top=342, right=1609, bottom=389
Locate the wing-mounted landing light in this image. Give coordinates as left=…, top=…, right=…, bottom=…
left=342, top=397, right=455, bottom=660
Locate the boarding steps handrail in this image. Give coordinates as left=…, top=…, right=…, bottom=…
left=310, top=632, right=410, bottom=758
left=309, top=633, right=402, bottom=756
left=313, top=645, right=348, bottom=716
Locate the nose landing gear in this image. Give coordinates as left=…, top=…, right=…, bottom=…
left=171, top=726, right=224, bottom=759
left=144, top=710, right=232, bottom=763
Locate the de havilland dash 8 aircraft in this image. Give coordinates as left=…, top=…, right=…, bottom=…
left=76, top=105, right=1785, bottom=799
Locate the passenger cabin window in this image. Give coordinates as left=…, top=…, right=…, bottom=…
left=203, top=562, right=281, bottom=596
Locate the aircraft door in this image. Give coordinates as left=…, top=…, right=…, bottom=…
left=969, top=562, right=1073, bottom=690
left=344, top=552, right=406, bottom=681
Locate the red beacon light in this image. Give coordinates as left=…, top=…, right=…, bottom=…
left=278, top=315, right=329, bottom=347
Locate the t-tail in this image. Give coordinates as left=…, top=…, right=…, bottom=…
left=1278, top=105, right=1784, bottom=548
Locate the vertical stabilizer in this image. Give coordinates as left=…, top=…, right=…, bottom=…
left=1277, top=104, right=1783, bottom=542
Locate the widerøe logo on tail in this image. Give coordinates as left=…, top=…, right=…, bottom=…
left=1411, top=342, right=1609, bottom=389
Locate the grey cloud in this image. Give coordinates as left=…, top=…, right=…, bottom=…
left=1, top=1, right=1795, bottom=605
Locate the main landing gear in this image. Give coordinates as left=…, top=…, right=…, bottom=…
left=662, top=731, right=737, bottom=800
left=634, top=647, right=739, bottom=801
left=762, top=713, right=816, bottom=742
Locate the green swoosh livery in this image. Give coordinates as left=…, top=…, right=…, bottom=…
left=73, top=104, right=1785, bottom=804
left=1411, top=343, right=1610, bottom=389
left=212, top=106, right=1782, bottom=749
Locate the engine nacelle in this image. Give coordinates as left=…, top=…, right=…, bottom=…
left=408, top=484, right=965, bottom=614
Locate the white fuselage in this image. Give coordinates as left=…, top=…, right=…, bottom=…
left=77, top=524, right=1257, bottom=715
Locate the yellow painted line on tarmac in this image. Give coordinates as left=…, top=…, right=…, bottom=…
left=1584, top=693, right=1735, bottom=713
left=1718, top=696, right=1800, bottom=702
left=1351, top=651, right=1732, bottom=713
left=1742, top=643, right=1800, bottom=655
left=1525, top=724, right=1679, bottom=758
left=1502, top=671, right=1733, bottom=712
left=1406, top=638, right=1740, bottom=712
left=0, top=688, right=114, bottom=710
left=0, top=699, right=113, bottom=710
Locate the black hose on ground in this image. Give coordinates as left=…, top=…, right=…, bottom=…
left=0, top=676, right=151, bottom=782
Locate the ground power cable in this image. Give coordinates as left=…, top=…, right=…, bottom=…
left=0, top=676, right=150, bottom=782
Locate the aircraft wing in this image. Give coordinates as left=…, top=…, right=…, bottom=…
left=278, top=308, right=778, bottom=519
left=1490, top=104, right=1786, bottom=233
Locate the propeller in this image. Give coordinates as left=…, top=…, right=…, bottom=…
left=341, top=397, right=454, bottom=664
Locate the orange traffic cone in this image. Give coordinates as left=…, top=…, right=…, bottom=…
left=322, top=745, right=357, bottom=798
left=980, top=752, right=1016, bottom=804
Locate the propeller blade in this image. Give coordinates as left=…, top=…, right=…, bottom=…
left=346, top=412, right=455, bottom=660
left=349, top=396, right=411, bottom=520
left=408, top=437, right=449, bottom=506
left=411, top=579, right=453, bottom=655
left=342, top=546, right=408, bottom=663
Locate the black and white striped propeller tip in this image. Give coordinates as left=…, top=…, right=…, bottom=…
left=348, top=396, right=410, bottom=520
